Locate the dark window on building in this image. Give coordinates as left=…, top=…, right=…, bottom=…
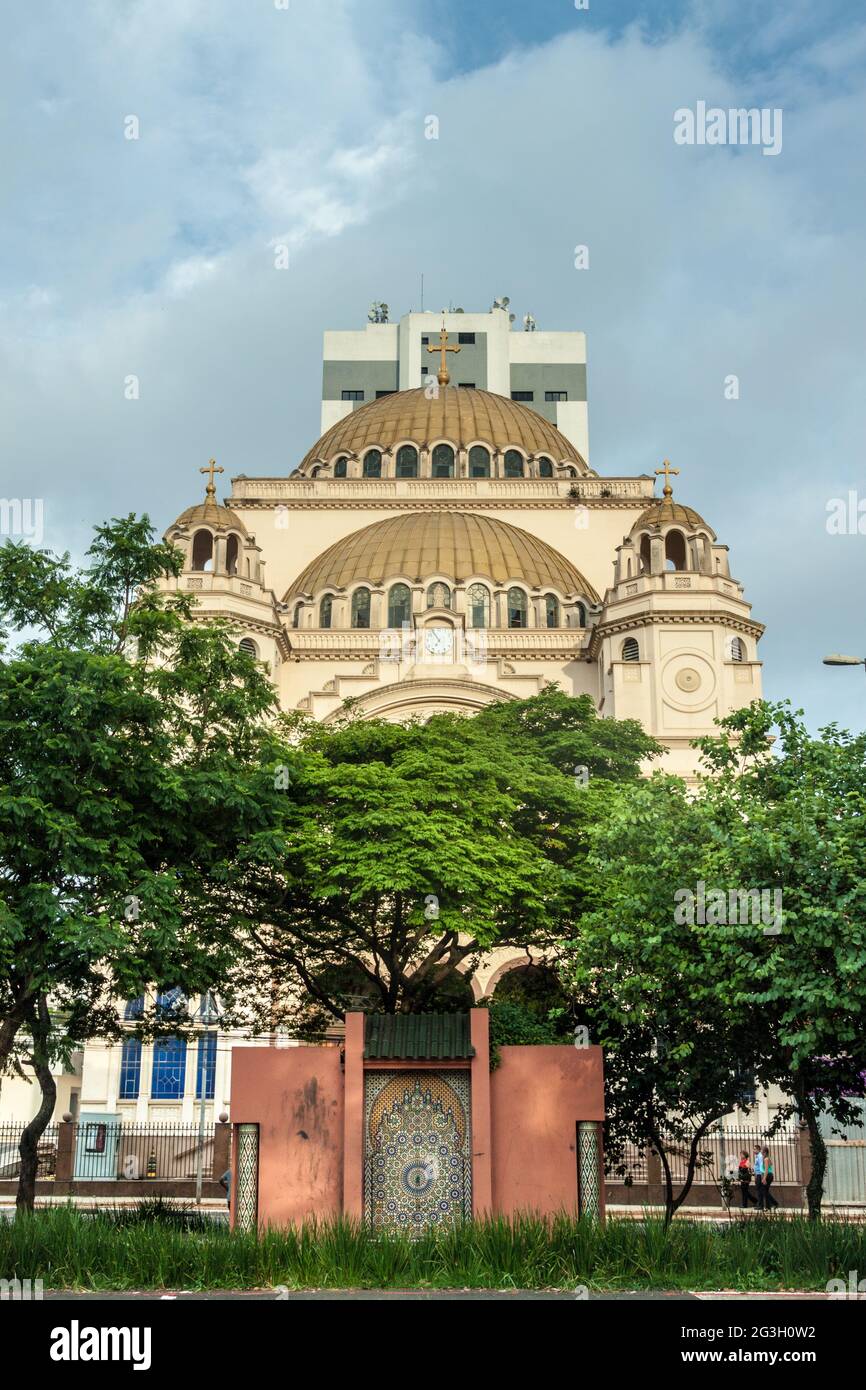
left=538, top=457, right=554, bottom=477
left=196, top=1033, right=217, bottom=1101
left=511, top=390, right=534, bottom=402
left=421, top=336, right=429, bottom=346
left=431, top=443, right=455, bottom=478
left=458, top=382, right=475, bottom=389
left=341, top=389, right=364, bottom=401
left=507, top=587, right=528, bottom=629
left=545, top=390, right=567, bottom=402
left=363, top=450, right=382, bottom=478
left=351, top=588, right=371, bottom=629
left=333, top=457, right=348, bottom=478
left=375, top=389, right=395, bottom=398
left=320, top=594, right=333, bottom=629
left=469, top=445, right=490, bottom=478
left=388, top=583, right=411, bottom=628
left=458, top=332, right=475, bottom=344
left=504, top=450, right=524, bottom=478
left=396, top=445, right=419, bottom=478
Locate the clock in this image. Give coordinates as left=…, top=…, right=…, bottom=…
left=424, top=626, right=454, bottom=657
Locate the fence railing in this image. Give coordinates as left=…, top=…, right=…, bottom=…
left=0, top=1121, right=225, bottom=1183
left=605, top=1125, right=802, bottom=1187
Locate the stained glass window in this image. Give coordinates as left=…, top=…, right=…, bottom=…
left=196, top=1033, right=217, bottom=1101
left=119, top=1038, right=142, bottom=1099
left=151, top=1036, right=187, bottom=1099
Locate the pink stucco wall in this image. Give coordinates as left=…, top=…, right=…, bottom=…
left=231, top=1046, right=344, bottom=1228
left=490, top=1045, right=605, bottom=1217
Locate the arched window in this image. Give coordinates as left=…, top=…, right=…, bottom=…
left=665, top=529, right=686, bottom=571
left=388, top=583, right=411, bottom=628
left=576, top=601, right=587, bottom=627
left=431, top=443, right=454, bottom=478
left=544, top=594, right=559, bottom=628
left=729, top=636, right=745, bottom=662
left=351, top=587, right=371, bottom=629
left=225, top=534, right=239, bottom=575
left=151, top=1036, right=187, bottom=1099
left=191, top=529, right=213, bottom=571
left=538, top=457, right=554, bottom=477
left=363, top=450, right=382, bottom=478
left=507, top=587, right=528, bottom=628
left=333, top=457, right=348, bottom=478
left=467, top=583, right=490, bottom=628
left=292, top=602, right=303, bottom=629
left=124, top=996, right=144, bottom=1021
left=396, top=445, right=419, bottom=478
left=639, top=535, right=652, bottom=573
left=426, top=582, right=451, bottom=609
left=319, top=594, right=333, bottom=629
left=238, top=637, right=258, bottom=658
left=155, top=986, right=185, bottom=1018
left=119, top=1038, right=142, bottom=1100
left=469, top=446, right=490, bottom=478
left=622, top=637, right=640, bottom=662
left=504, top=450, right=524, bottom=478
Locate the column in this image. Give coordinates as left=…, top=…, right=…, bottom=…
left=234, top=1123, right=259, bottom=1231
left=577, top=1121, right=603, bottom=1220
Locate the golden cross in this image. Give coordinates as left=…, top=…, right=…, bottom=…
left=655, top=459, right=680, bottom=500
left=426, top=323, right=461, bottom=386
left=200, top=458, right=224, bottom=497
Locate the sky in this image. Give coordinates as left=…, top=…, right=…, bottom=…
left=1, top=0, right=865, bottom=733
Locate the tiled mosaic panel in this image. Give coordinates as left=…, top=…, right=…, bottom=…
left=236, top=1123, right=259, bottom=1231
left=364, top=1070, right=472, bottom=1233
left=577, top=1121, right=601, bottom=1219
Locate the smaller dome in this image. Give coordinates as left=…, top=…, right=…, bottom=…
left=632, top=498, right=715, bottom=539
left=171, top=495, right=248, bottom=536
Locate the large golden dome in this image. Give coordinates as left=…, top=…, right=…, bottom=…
left=298, top=386, right=589, bottom=473
left=284, top=512, right=599, bottom=600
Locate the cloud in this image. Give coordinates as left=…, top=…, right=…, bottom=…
left=1, top=0, right=864, bottom=731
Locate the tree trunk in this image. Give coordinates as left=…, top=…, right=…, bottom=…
left=794, top=1070, right=825, bottom=1222
left=16, top=998, right=56, bottom=1216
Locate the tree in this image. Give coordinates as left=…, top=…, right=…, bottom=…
left=0, top=517, right=292, bottom=1209
left=561, top=774, right=773, bottom=1223
left=694, top=701, right=866, bottom=1219
left=563, top=700, right=866, bottom=1221
left=221, top=690, right=660, bottom=1033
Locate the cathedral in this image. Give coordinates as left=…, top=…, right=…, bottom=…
left=13, top=305, right=766, bottom=1131
left=163, top=306, right=764, bottom=781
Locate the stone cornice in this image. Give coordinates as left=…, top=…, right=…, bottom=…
left=588, top=610, right=766, bottom=660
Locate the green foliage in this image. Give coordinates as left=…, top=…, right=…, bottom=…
left=0, top=518, right=293, bottom=1096
left=561, top=699, right=866, bottom=1220
left=481, top=997, right=565, bottom=1069
left=225, top=691, right=657, bottom=1029
left=2, top=1207, right=863, bottom=1291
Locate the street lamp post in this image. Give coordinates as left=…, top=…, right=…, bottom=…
left=822, top=654, right=866, bottom=675
left=195, top=994, right=222, bottom=1207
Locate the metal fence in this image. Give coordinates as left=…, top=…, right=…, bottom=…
left=605, top=1125, right=802, bottom=1187
left=0, top=1124, right=60, bottom=1180
left=0, top=1121, right=213, bottom=1182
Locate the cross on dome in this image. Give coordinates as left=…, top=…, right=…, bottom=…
left=655, top=458, right=680, bottom=500
left=200, top=458, right=224, bottom=498
left=426, top=323, right=461, bottom=386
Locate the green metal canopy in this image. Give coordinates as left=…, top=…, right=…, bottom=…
left=363, top=1012, right=475, bottom=1061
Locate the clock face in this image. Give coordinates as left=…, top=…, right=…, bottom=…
left=424, top=626, right=454, bottom=656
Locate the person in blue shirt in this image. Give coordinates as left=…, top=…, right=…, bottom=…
left=753, top=1145, right=765, bottom=1208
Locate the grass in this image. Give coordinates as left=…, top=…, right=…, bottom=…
left=1, top=1206, right=863, bottom=1291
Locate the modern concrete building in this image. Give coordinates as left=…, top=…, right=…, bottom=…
left=321, top=304, right=590, bottom=462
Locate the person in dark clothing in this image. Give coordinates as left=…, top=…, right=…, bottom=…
left=737, top=1150, right=758, bottom=1207
left=219, top=1167, right=231, bottom=1210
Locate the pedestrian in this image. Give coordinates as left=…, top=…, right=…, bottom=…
left=762, top=1148, right=779, bottom=1210
left=220, top=1167, right=232, bottom=1211
left=737, top=1150, right=757, bottom=1208
left=753, top=1144, right=765, bottom=1209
